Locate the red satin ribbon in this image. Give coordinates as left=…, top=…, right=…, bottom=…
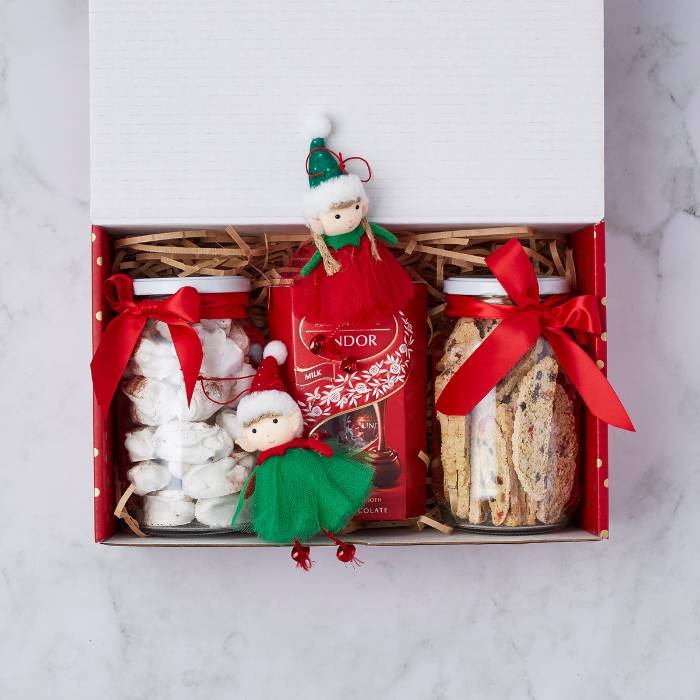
left=256, top=437, right=333, bottom=465
left=435, top=239, right=634, bottom=431
left=91, top=274, right=249, bottom=411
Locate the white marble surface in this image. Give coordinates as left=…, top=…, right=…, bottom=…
left=0, top=1, right=698, bottom=698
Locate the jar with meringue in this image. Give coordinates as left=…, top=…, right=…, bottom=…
left=119, top=276, right=260, bottom=533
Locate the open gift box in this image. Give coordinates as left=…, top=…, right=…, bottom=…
left=89, top=0, right=611, bottom=546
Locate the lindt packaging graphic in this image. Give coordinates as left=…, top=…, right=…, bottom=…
left=268, top=283, right=428, bottom=520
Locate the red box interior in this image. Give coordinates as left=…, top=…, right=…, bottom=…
left=91, top=223, right=609, bottom=544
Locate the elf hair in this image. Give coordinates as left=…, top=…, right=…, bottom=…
left=242, top=411, right=283, bottom=428
left=333, top=198, right=361, bottom=209
left=310, top=227, right=342, bottom=275
left=361, top=218, right=381, bottom=261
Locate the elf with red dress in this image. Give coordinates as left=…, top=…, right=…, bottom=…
left=296, top=114, right=414, bottom=324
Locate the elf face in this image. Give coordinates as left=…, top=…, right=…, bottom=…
left=314, top=199, right=368, bottom=236
left=236, top=410, right=304, bottom=452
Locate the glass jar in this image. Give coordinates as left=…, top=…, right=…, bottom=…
left=433, top=276, right=581, bottom=533
left=118, top=276, right=257, bottom=533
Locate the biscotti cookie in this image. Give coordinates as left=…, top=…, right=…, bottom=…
left=455, top=464, right=470, bottom=520
left=437, top=406, right=468, bottom=515
left=536, top=384, right=578, bottom=524
left=525, top=496, right=539, bottom=526
left=512, top=355, right=559, bottom=501
left=497, top=339, right=548, bottom=526
left=476, top=318, right=499, bottom=342
left=436, top=318, right=482, bottom=518
left=496, top=403, right=528, bottom=527
left=497, top=338, right=547, bottom=404
left=435, top=370, right=459, bottom=512
left=489, top=406, right=511, bottom=526
left=443, top=318, right=482, bottom=367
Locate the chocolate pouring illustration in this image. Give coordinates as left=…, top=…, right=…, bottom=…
left=365, top=401, right=401, bottom=489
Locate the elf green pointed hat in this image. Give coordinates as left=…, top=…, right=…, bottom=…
left=302, top=114, right=369, bottom=219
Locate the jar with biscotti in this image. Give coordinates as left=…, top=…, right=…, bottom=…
left=432, top=276, right=582, bottom=533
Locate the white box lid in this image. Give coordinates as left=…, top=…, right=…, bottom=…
left=89, top=0, right=603, bottom=229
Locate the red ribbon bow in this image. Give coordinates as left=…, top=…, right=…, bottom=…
left=435, top=239, right=634, bottom=431
left=91, top=274, right=204, bottom=411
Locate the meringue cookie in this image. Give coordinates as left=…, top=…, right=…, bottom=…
left=236, top=451, right=256, bottom=467
left=174, top=368, right=255, bottom=424
left=127, top=461, right=172, bottom=496
left=124, top=427, right=156, bottom=462
left=129, top=336, right=181, bottom=381
left=167, top=450, right=252, bottom=485
left=182, top=457, right=238, bottom=499
left=215, top=409, right=239, bottom=442
left=199, top=318, right=232, bottom=335
left=228, top=458, right=253, bottom=492
left=151, top=319, right=174, bottom=342
left=143, top=489, right=195, bottom=526
left=173, top=382, right=222, bottom=422
left=153, top=422, right=233, bottom=464
left=195, top=493, right=250, bottom=528
left=227, top=321, right=250, bottom=356
left=197, top=326, right=245, bottom=378
left=147, top=318, right=170, bottom=339
left=174, top=379, right=246, bottom=422
left=166, top=460, right=191, bottom=480
left=122, top=377, right=179, bottom=426
left=227, top=362, right=255, bottom=408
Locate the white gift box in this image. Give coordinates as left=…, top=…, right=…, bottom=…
left=90, top=0, right=609, bottom=547
left=90, top=0, right=603, bottom=231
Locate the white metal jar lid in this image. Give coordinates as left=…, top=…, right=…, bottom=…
left=132, top=276, right=250, bottom=296
left=443, top=276, right=570, bottom=297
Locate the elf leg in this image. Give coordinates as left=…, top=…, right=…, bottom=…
left=322, top=530, right=363, bottom=567
left=290, top=539, right=312, bottom=571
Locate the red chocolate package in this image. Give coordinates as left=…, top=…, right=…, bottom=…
left=268, top=282, right=428, bottom=520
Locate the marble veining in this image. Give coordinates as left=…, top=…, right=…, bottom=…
left=0, top=1, right=698, bottom=698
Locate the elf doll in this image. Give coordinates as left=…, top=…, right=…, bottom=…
left=296, top=114, right=414, bottom=324
left=231, top=341, right=374, bottom=569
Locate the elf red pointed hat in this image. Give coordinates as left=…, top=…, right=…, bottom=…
left=236, top=341, right=301, bottom=426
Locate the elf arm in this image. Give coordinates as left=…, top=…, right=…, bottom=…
left=300, top=249, right=323, bottom=277
left=369, top=222, right=398, bottom=245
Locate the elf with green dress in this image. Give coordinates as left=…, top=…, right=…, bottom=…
left=232, top=341, right=374, bottom=569
left=296, top=114, right=414, bottom=324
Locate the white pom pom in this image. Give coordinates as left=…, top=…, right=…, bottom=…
left=304, top=112, right=332, bottom=140
left=262, top=340, right=288, bottom=365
